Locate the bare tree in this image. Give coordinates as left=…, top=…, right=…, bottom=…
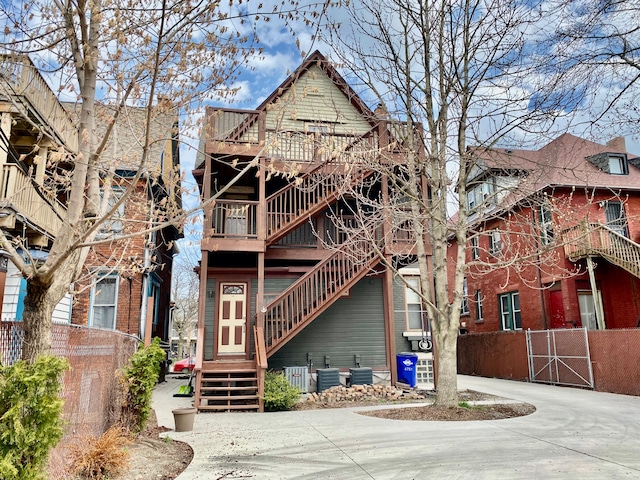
left=320, top=0, right=575, bottom=406
left=0, top=0, right=328, bottom=362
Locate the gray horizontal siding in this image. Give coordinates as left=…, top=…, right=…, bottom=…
left=268, top=277, right=387, bottom=370
left=393, top=278, right=412, bottom=353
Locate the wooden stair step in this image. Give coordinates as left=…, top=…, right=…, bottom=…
left=201, top=375, right=257, bottom=381
left=201, top=386, right=257, bottom=392
left=198, top=404, right=260, bottom=411
left=200, top=394, right=258, bottom=401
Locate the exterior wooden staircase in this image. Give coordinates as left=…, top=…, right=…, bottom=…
left=264, top=233, right=380, bottom=355
left=195, top=129, right=381, bottom=413
left=195, top=360, right=260, bottom=411
left=562, top=221, right=640, bottom=278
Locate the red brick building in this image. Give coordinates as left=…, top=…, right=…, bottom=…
left=452, top=133, right=640, bottom=334
left=69, top=105, right=181, bottom=344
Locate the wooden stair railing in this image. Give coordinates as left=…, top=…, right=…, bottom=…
left=562, top=222, right=640, bottom=279
left=265, top=131, right=377, bottom=245
left=254, top=325, right=267, bottom=412
left=264, top=234, right=379, bottom=355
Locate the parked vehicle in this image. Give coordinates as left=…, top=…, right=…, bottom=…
left=173, top=356, right=195, bottom=373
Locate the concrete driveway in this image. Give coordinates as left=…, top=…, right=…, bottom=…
left=153, top=375, right=640, bottom=479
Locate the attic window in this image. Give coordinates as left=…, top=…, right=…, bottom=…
left=305, top=123, right=329, bottom=134
left=608, top=155, right=627, bottom=175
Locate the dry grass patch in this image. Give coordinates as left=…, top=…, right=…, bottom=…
left=69, top=425, right=132, bottom=479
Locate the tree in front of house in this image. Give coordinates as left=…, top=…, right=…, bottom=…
left=321, top=0, right=585, bottom=406
left=0, top=0, right=328, bottom=362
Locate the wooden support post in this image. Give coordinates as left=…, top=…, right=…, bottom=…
left=382, top=258, right=397, bottom=384
left=586, top=256, right=606, bottom=330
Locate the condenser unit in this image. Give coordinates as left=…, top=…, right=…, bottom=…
left=284, top=366, right=309, bottom=393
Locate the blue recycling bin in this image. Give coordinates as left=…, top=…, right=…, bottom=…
left=396, top=352, right=418, bottom=387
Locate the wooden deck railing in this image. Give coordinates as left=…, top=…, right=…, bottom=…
left=264, top=234, right=379, bottom=355
left=265, top=128, right=378, bottom=164
left=209, top=199, right=259, bottom=238
left=265, top=159, right=375, bottom=245
left=1, top=164, right=67, bottom=235
left=206, top=108, right=263, bottom=143
left=253, top=325, right=267, bottom=412
left=562, top=221, right=640, bottom=279
left=0, top=54, right=78, bottom=151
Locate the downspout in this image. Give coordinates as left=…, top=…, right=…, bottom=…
left=140, top=194, right=155, bottom=343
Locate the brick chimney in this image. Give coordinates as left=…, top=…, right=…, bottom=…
left=606, top=136, right=626, bottom=152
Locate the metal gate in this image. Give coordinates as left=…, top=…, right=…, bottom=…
left=526, top=328, right=594, bottom=389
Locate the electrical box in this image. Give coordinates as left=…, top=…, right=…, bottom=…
left=284, top=366, right=309, bottom=393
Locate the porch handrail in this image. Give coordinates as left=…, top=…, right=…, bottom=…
left=1, top=163, right=67, bottom=235
left=253, top=325, right=267, bottom=412
left=0, top=54, right=78, bottom=151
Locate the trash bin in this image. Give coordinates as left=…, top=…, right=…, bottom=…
left=396, top=352, right=418, bottom=387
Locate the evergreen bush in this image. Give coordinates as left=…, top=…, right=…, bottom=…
left=121, top=337, right=166, bottom=432
left=0, top=355, right=68, bottom=480
left=263, top=371, right=301, bottom=411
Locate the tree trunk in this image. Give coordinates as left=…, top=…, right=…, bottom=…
left=432, top=312, right=459, bottom=406
left=21, top=278, right=57, bottom=363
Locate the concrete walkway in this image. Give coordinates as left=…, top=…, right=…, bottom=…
left=152, top=375, right=640, bottom=479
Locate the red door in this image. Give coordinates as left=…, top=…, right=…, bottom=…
left=549, top=290, right=566, bottom=329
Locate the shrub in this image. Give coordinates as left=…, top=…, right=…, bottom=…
left=0, top=355, right=69, bottom=480
left=121, top=337, right=166, bottom=432
left=69, top=426, right=131, bottom=479
left=263, top=371, right=301, bottom=411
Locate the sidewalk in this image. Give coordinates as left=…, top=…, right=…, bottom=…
left=152, top=375, right=640, bottom=479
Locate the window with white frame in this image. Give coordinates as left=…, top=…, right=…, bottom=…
left=471, top=236, right=479, bottom=260
left=538, top=203, right=554, bottom=245
left=460, top=278, right=469, bottom=315
left=499, top=291, right=521, bottom=330
left=489, top=229, right=502, bottom=255
left=475, top=289, right=483, bottom=322
left=608, top=155, right=627, bottom=175
left=404, top=277, right=425, bottom=331
left=99, top=186, right=125, bottom=235
left=90, top=275, right=120, bottom=329
left=467, top=181, right=496, bottom=210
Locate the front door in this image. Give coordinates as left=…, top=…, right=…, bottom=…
left=549, top=290, right=566, bottom=329
left=218, top=283, right=247, bottom=354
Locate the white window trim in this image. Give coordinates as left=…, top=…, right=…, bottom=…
left=89, top=274, right=120, bottom=329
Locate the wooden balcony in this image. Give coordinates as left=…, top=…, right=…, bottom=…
left=562, top=221, right=640, bottom=279
left=0, top=164, right=67, bottom=237
left=0, top=54, right=78, bottom=151
left=201, top=199, right=264, bottom=252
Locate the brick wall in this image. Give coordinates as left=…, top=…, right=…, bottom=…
left=458, top=329, right=640, bottom=396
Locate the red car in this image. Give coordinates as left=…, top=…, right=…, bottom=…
left=173, top=356, right=195, bottom=373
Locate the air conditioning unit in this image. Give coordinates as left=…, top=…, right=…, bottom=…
left=284, top=366, right=309, bottom=393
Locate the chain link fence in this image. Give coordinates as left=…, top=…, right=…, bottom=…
left=0, top=321, right=139, bottom=479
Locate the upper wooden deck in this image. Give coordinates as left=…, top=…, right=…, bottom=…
left=0, top=54, right=78, bottom=151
